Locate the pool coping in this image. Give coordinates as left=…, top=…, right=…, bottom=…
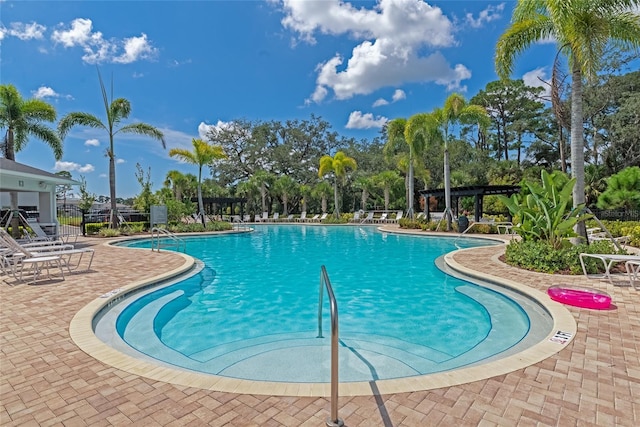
left=69, top=229, right=577, bottom=397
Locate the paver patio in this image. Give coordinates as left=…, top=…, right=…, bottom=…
left=1, top=230, right=639, bottom=426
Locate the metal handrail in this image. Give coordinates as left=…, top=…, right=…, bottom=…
left=317, top=266, right=343, bottom=427
left=150, top=227, right=186, bottom=252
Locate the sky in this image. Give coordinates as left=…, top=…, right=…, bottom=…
left=1, top=0, right=561, bottom=199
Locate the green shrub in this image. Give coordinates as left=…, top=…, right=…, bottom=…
left=85, top=222, right=109, bottom=234
left=98, top=228, right=121, bottom=237
left=504, top=239, right=623, bottom=274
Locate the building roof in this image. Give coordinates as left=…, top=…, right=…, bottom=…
left=0, top=158, right=80, bottom=186
left=419, top=184, right=521, bottom=198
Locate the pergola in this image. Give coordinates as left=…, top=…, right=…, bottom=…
left=419, top=184, right=521, bottom=222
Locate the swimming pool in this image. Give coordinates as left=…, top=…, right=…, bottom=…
left=94, top=225, right=554, bottom=384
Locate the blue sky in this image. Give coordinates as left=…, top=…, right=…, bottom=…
left=1, top=0, right=558, bottom=198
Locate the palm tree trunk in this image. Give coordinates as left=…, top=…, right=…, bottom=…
left=408, top=153, right=414, bottom=218
left=444, top=147, right=452, bottom=230
left=333, top=180, right=339, bottom=218
left=197, top=167, right=205, bottom=225
left=571, top=62, right=587, bottom=240
left=108, top=151, right=118, bottom=229
left=6, top=128, right=21, bottom=237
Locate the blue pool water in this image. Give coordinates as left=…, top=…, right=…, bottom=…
left=110, top=225, right=537, bottom=383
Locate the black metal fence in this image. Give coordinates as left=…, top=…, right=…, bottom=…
left=57, top=206, right=149, bottom=236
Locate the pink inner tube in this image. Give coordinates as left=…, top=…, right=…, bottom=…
left=547, top=285, right=611, bottom=310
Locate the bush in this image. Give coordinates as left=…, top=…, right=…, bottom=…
left=98, top=228, right=121, bottom=237
left=167, top=221, right=232, bottom=233
left=85, top=222, right=109, bottom=234
left=504, top=239, right=623, bottom=274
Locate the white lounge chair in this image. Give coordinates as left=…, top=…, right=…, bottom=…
left=306, top=214, right=320, bottom=223
left=295, top=212, right=307, bottom=222
left=254, top=212, right=268, bottom=222
left=579, top=253, right=640, bottom=283
left=626, top=260, right=640, bottom=290
left=266, top=212, right=280, bottom=222
left=361, top=211, right=374, bottom=223
left=375, top=213, right=389, bottom=223
left=0, top=228, right=94, bottom=273
left=350, top=211, right=362, bottom=223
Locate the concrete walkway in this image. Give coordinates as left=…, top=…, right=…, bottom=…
left=1, top=231, right=639, bottom=426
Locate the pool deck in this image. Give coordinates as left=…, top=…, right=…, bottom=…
left=2, top=228, right=639, bottom=426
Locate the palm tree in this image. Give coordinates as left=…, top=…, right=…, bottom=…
left=374, top=170, right=403, bottom=211
left=385, top=116, right=432, bottom=218
left=1, top=84, right=62, bottom=236
left=58, top=70, right=165, bottom=228
left=272, top=175, right=298, bottom=216
left=169, top=138, right=226, bottom=224
left=318, top=151, right=357, bottom=219
left=495, top=0, right=640, bottom=238
left=250, top=170, right=275, bottom=214
left=164, top=170, right=190, bottom=201
left=432, top=94, right=489, bottom=230
left=312, top=181, right=333, bottom=214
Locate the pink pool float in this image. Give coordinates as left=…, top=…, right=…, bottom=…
left=547, top=285, right=611, bottom=310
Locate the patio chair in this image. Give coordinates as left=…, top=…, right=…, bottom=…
left=579, top=253, right=640, bottom=283
left=306, top=214, right=320, bottom=223
left=266, top=212, right=280, bottom=222
left=350, top=211, right=362, bottom=223
left=0, top=249, right=65, bottom=284
left=375, top=213, right=389, bottom=223
left=284, top=214, right=294, bottom=222
left=361, top=211, right=374, bottom=223
left=295, top=212, right=307, bottom=222
left=0, top=228, right=94, bottom=273
left=626, top=260, right=640, bottom=290
left=254, top=212, right=268, bottom=222
left=26, top=218, right=55, bottom=241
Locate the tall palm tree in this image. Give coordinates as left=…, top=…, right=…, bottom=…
left=495, top=0, right=640, bottom=238
left=272, top=175, right=298, bottom=216
left=432, top=94, right=489, bottom=230
left=250, top=170, right=275, bottom=214
left=374, top=170, right=403, bottom=211
left=164, top=169, right=190, bottom=201
left=312, top=181, right=333, bottom=214
left=169, top=138, right=226, bottom=224
left=58, top=70, right=165, bottom=228
left=318, top=151, right=357, bottom=218
left=1, top=84, right=62, bottom=236
left=384, top=116, right=432, bottom=218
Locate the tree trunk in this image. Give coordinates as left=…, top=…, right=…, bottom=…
left=333, top=180, right=339, bottom=218
left=408, top=153, right=414, bottom=218
left=384, top=187, right=390, bottom=211
left=197, top=167, right=205, bottom=225
left=444, top=148, right=452, bottom=230
left=6, top=128, right=21, bottom=237
left=108, top=148, right=118, bottom=229
left=571, top=61, right=587, bottom=240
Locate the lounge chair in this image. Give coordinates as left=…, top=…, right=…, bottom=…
left=284, top=214, right=294, bottom=222
left=626, top=260, right=640, bottom=290
left=295, top=212, right=307, bottom=222
left=26, top=218, right=55, bottom=241
left=254, top=212, right=268, bottom=222
left=306, top=214, right=320, bottom=223
left=0, top=228, right=94, bottom=273
left=267, top=212, right=280, bottom=222
left=391, top=211, right=403, bottom=223
left=579, top=253, right=640, bottom=283
left=375, top=213, right=389, bottom=223
left=317, top=213, right=328, bottom=222
left=361, top=211, right=374, bottom=223
left=350, top=211, right=362, bottom=223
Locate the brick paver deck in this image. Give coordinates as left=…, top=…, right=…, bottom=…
left=1, top=231, right=639, bottom=426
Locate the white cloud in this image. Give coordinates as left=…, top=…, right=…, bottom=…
left=99, top=173, right=107, bottom=179
left=51, top=18, right=156, bottom=64
left=197, top=120, right=234, bottom=140
left=54, top=161, right=95, bottom=173
left=391, top=89, right=406, bottom=102
left=113, top=33, right=157, bottom=64
left=281, top=0, right=469, bottom=102
left=465, top=4, right=504, bottom=28
left=116, top=158, right=126, bottom=164
left=345, top=111, right=388, bottom=129
left=32, top=86, right=58, bottom=99
left=372, top=98, right=389, bottom=107
left=85, top=139, right=100, bottom=147
left=522, top=67, right=551, bottom=98
left=2, top=21, right=46, bottom=40
left=372, top=89, right=406, bottom=107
